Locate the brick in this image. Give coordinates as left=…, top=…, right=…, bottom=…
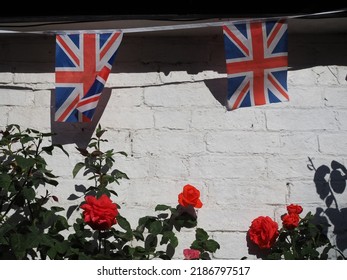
left=125, top=179, right=186, bottom=207
left=8, top=107, right=50, bottom=129
left=324, top=87, right=347, bottom=108
left=266, top=109, right=338, bottom=131
left=208, top=179, right=287, bottom=206
left=107, top=73, right=161, bottom=87
left=13, top=73, right=54, bottom=84
left=89, top=129, right=132, bottom=154
left=288, top=68, right=318, bottom=86
left=158, top=70, right=225, bottom=85
left=152, top=156, right=189, bottom=179
left=154, top=109, right=191, bottom=130
left=0, top=107, right=10, bottom=127
left=198, top=206, right=276, bottom=231
left=212, top=232, right=252, bottom=259
left=279, top=132, right=319, bottom=155
left=101, top=107, right=154, bottom=129
left=189, top=155, right=266, bottom=179
left=0, top=89, right=34, bottom=106
left=288, top=66, right=342, bottom=87
left=44, top=147, right=78, bottom=179
left=191, top=109, right=266, bottom=130
left=116, top=156, right=151, bottom=179
left=336, top=111, right=347, bottom=130
left=336, top=66, right=347, bottom=85
left=287, top=180, right=330, bottom=206
left=0, top=72, right=13, bottom=84
left=312, top=66, right=341, bottom=86
left=319, top=134, right=347, bottom=155
left=144, top=82, right=220, bottom=108
left=267, top=156, right=319, bottom=180
left=132, top=131, right=205, bottom=155
left=33, top=90, right=51, bottom=107
left=108, top=88, right=143, bottom=108
left=287, top=86, right=324, bottom=107
left=206, top=131, right=280, bottom=154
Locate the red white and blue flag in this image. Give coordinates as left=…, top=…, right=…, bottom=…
left=55, top=31, right=123, bottom=122
left=223, top=20, right=288, bottom=110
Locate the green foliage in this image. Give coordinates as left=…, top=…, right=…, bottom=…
left=266, top=212, right=337, bottom=260
left=0, top=124, right=219, bottom=260
left=0, top=124, right=69, bottom=259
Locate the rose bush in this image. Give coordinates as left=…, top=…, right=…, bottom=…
left=247, top=204, right=345, bottom=260
left=0, top=124, right=220, bottom=260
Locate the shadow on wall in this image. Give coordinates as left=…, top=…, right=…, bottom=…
left=1, top=33, right=347, bottom=74
left=50, top=88, right=112, bottom=148
left=308, top=157, right=347, bottom=252
left=1, top=33, right=346, bottom=145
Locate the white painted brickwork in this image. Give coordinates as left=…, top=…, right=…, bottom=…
left=0, top=32, right=347, bottom=260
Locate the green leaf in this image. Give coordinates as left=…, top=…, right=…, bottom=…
left=51, top=206, right=65, bottom=213
left=9, top=233, right=26, bottom=259
left=53, top=144, right=69, bottom=157
left=51, top=216, right=70, bottom=233
left=20, top=135, right=34, bottom=145
left=0, top=174, right=12, bottom=191
left=112, top=169, right=129, bottom=180
left=116, top=151, right=128, bottom=157
left=196, top=228, right=209, bottom=241
left=22, top=187, right=36, bottom=201
left=166, top=243, right=175, bottom=259
left=44, top=172, right=58, bottom=178
left=200, top=252, right=211, bottom=260
left=109, top=190, right=118, bottom=197
left=149, top=220, right=163, bottom=235
left=133, top=230, right=144, bottom=241
left=205, top=239, right=220, bottom=253
left=145, top=234, right=158, bottom=251
left=117, top=215, right=132, bottom=232
left=96, top=128, right=107, bottom=138
left=155, top=204, right=171, bottom=211
left=15, top=156, right=36, bottom=170
left=167, top=234, right=178, bottom=248
left=55, top=240, right=69, bottom=254
left=47, top=247, right=57, bottom=259
left=72, top=162, right=85, bottom=178
left=45, top=179, right=59, bottom=186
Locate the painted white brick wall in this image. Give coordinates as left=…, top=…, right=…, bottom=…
left=1, top=32, right=347, bottom=260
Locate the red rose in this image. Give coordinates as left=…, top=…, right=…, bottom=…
left=287, top=204, right=303, bottom=215
left=80, top=194, right=118, bottom=230
left=178, top=184, right=203, bottom=208
left=183, top=249, right=200, bottom=260
left=248, top=216, right=279, bottom=249
left=281, top=213, right=300, bottom=230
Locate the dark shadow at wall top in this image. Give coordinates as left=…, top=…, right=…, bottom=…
left=0, top=33, right=346, bottom=75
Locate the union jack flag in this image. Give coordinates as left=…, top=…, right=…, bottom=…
left=223, top=20, right=288, bottom=110
left=55, top=31, right=123, bottom=122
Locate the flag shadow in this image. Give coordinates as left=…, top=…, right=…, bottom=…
left=50, top=88, right=112, bottom=148
left=204, top=78, right=228, bottom=108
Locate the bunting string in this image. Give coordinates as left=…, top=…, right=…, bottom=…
left=0, top=9, right=345, bottom=35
